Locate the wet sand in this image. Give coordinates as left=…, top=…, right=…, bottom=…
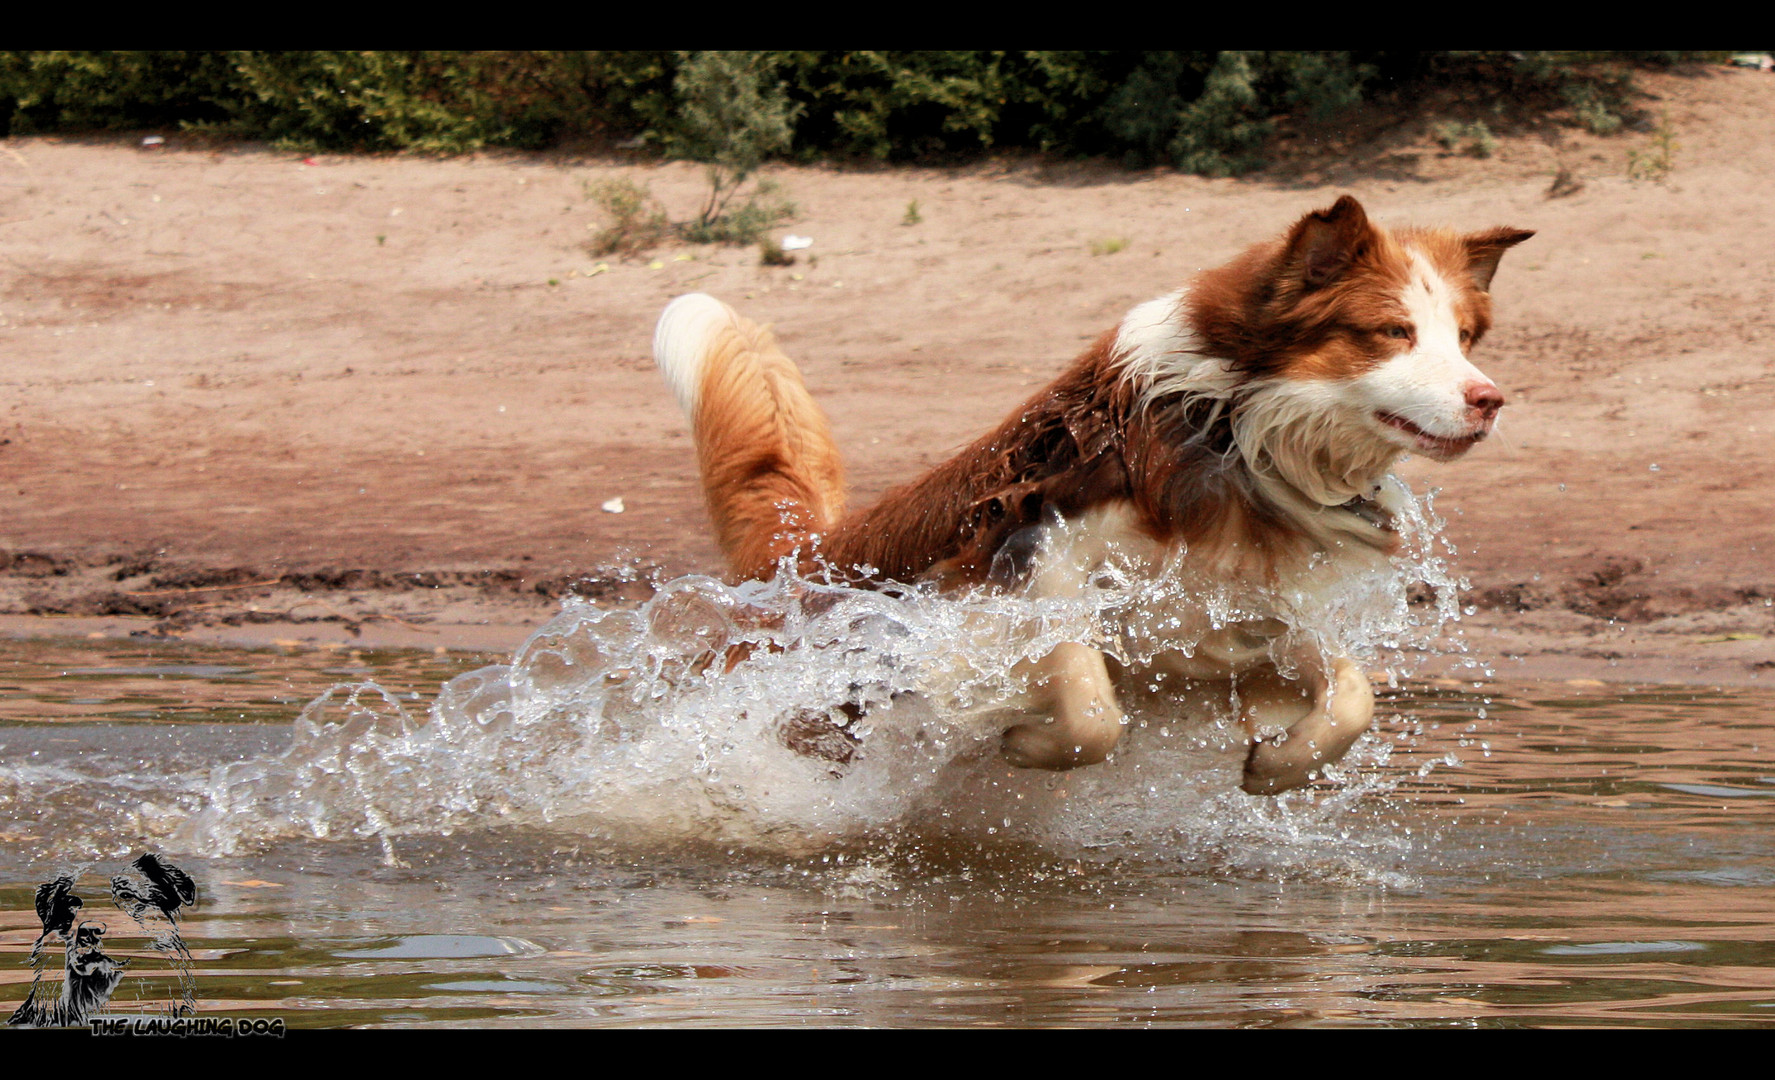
left=1, top=67, right=1771, bottom=683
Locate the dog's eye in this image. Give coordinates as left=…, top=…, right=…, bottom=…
left=1459, top=328, right=1473, bottom=345
left=1385, top=324, right=1412, bottom=340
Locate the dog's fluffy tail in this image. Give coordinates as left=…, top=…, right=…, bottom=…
left=653, top=293, right=845, bottom=579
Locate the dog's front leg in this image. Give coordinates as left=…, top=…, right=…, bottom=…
left=1002, top=641, right=1124, bottom=769
left=1240, top=654, right=1373, bottom=794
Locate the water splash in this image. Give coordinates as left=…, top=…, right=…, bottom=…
left=173, top=479, right=1467, bottom=877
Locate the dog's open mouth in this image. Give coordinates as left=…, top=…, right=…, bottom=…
left=1376, top=411, right=1487, bottom=457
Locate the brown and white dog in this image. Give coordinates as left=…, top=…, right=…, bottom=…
left=652, top=196, right=1530, bottom=794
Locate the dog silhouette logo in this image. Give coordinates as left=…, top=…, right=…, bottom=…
left=8, top=853, right=200, bottom=1027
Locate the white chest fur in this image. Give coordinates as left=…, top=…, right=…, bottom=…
left=1017, top=492, right=1401, bottom=679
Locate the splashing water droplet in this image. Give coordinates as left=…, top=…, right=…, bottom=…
left=165, top=478, right=1470, bottom=877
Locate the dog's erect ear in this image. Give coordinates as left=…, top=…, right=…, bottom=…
left=1289, top=195, right=1373, bottom=290
left=1464, top=226, right=1535, bottom=291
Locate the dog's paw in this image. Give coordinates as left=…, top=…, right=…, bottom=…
left=778, top=704, right=862, bottom=773
left=1001, top=721, right=1113, bottom=770
left=1240, top=732, right=1328, bottom=795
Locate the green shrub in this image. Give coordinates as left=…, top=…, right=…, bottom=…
left=0, top=51, right=238, bottom=134
left=678, top=179, right=796, bottom=246
left=1627, top=116, right=1678, bottom=182
left=1433, top=119, right=1500, bottom=157
left=1464, top=120, right=1499, bottom=158
left=214, top=51, right=656, bottom=151
left=1274, top=51, right=1371, bottom=122
left=1099, top=52, right=1199, bottom=166
left=585, top=177, right=671, bottom=257
left=1563, top=81, right=1623, bottom=135
left=1098, top=51, right=1372, bottom=173
left=665, top=52, right=799, bottom=232
left=768, top=51, right=1015, bottom=159
left=0, top=50, right=675, bottom=151
left=1167, top=51, right=1272, bottom=176
left=0, top=50, right=1727, bottom=176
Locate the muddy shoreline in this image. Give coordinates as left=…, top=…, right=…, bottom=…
left=0, top=546, right=1770, bottom=688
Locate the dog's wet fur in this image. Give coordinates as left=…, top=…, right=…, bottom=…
left=652, top=196, right=1530, bottom=793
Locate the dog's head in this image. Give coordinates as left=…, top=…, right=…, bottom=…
left=1195, top=196, right=1533, bottom=466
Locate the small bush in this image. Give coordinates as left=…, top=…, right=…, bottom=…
left=1274, top=51, right=1371, bottom=123
left=1464, top=120, right=1498, bottom=158
left=758, top=237, right=794, bottom=266
left=1099, top=53, right=1195, bottom=167
left=1433, top=119, right=1498, bottom=158
left=902, top=199, right=922, bottom=226
left=678, top=178, right=796, bottom=246
left=769, top=50, right=1042, bottom=160
left=585, top=177, right=671, bottom=257
left=665, top=52, right=800, bottom=233
left=1166, top=52, right=1273, bottom=177
left=1096, top=51, right=1276, bottom=176
left=1563, top=82, right=1623, bottom=135
left=587, top=172, right=795, bottom=255
left=1089, top=235, right=1129, bottom=256
left=1627, top=116, right=1677, bottom=183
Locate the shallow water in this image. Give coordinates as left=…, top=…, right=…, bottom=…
left=2, top=633, right=1773, bottom=1027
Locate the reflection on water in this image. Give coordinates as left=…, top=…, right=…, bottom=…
left=1, top=635, right=1773, bottom=1027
